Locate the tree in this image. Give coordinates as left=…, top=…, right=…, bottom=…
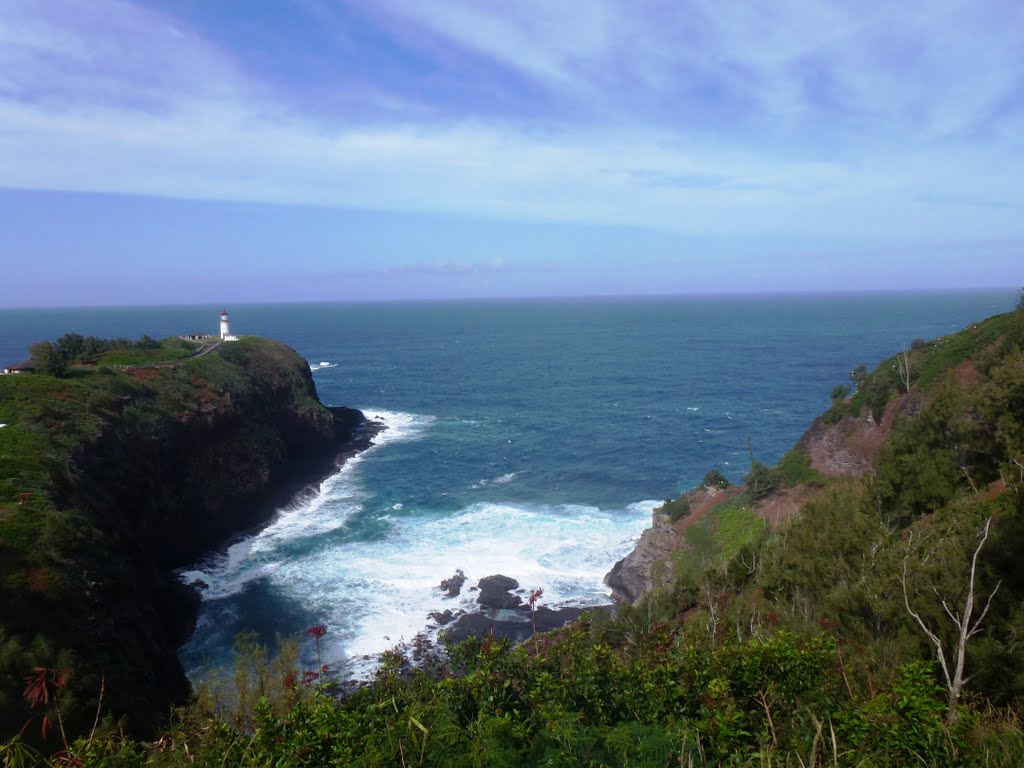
left=29, top=341, right=69, bottom=378
left=745, top=461, right=781, bottom=500
left=901, top=516, right=1001, bottom=717
left=1016, top=287, right=1024, bottom=312
left=56, top=333, right=85, bottom=363
left=849, top=364, right=868, bottom=392
left=831, top=384, right=852, bottom=402
left=702, top=469, right=730, bottom=489
left=896, top=347, right=912, bottom=393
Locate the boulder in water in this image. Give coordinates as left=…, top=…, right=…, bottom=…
left=440, top=569, right=467, bottom=598
left=476, top=574, right=522, bottom=609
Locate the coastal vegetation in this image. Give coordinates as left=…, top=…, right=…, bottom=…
left=27, top=333, right=195, bottom=377
left=4, top=303, right=1024, bottom=765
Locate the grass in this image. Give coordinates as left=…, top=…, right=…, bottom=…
left=93, top=338, right=197, bottom=366
left=705, top=494, right=768, bottom=563
left=775, top=447, right=825, bottom=487
left=669, top=492, right=767, bottom=579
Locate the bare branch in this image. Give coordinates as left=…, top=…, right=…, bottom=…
left=902, top=558, right=952, bottom=690
left=969, top=581, right=1002, bottom=638
left=902, top=516, right=999, bottom=717
left=940, top=598, right=962, bottom=630
left=896, top=347, right=912, bottom=393
left=959, top=464, right=979, bottom=494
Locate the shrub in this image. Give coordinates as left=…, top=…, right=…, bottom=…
left=831, top=384, right=852, bottom=401
left=702, top=469, right=730, bottom=489
left=745, top=461, right=781, bottom=500
left=849, top=363, right=868, bottom=391
left=661, top=496, right=692, bottom=523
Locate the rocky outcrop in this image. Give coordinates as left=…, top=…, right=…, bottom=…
left=798, top=402, right=899, bottom=478
left=477, top=574, right=522, bottom=608
left=606, top=400, right=899, bottom=607
left=605, top=486, right=733, bottom=605
left=440, top=570, right=467, bottom=597
left=605, top=506, right=685, bottom=604
left=444, top=605, right=603, bottom=644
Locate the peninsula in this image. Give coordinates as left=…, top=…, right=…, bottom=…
left=0, top=334, right=377, bottom=737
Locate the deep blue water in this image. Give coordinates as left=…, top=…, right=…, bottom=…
left=0, top=291, right=1015, bottom=673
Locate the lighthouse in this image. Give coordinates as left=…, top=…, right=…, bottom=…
left=219, top=309, right=231, bottom=339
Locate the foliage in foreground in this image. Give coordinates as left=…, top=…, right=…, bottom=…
left=30, top=620, right=1024, bottom=768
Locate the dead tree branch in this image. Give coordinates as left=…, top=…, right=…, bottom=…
left=896, top=347, right=912, bottom=393
left=901, top=516, right=1001, bottom=716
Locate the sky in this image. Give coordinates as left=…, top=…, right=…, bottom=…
left=1, top=0, right=1023, bottom=306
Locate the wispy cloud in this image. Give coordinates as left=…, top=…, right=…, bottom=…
left=327, top=257, right=558, bottom=279
left=1, top=0, right=1022, bottom=244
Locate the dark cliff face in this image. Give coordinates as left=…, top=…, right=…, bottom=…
left=0, top=338, right=376, bottom=738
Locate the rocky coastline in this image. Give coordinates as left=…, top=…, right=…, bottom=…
left=423, top=571, right=611, bottom=647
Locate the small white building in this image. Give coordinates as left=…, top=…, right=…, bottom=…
left=2, top=359, right=35, bottom=375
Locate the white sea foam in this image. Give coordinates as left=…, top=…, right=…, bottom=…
left=309, top=361, right=339, bottom=372
left=180, top=410, right=434, bottom=600
left=276, top=497, right=656, bottom=675
left=471, top=471, right=519, bottom=489
left=183, top=407, right=653, bottom=680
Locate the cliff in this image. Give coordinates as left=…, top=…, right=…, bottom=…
left=0, top=337, right=376, bottom=738
left=606, top=309, right=1024, bottom=608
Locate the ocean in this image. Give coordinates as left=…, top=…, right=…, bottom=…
left=0, top=291, right=1015, bottom=676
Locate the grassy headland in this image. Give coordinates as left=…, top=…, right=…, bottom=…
left=0, top=336, right=369, bottom=749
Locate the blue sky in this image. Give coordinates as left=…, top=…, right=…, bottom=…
left=1, top=0, right=1023, bottom=306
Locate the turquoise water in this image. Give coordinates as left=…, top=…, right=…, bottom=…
left=0, top=291, right=1015, bottom=673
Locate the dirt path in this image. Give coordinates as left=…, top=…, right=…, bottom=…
left=190, top=341, right=223, bottom=359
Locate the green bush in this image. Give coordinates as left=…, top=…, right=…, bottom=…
left=661, top=496, right=692, bottom=523
left=745, top=460, right=781, bottom=500
left=831, top=383, right=852, bottom=401
left=702, top=468, right=730, bottom=489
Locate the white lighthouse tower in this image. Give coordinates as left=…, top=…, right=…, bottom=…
left=219, top=308, right=231, bottom=339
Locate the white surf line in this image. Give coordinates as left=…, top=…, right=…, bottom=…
left=319, top=497, right=657, bottom=677
left=179, top=410, right=435, bottom=600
